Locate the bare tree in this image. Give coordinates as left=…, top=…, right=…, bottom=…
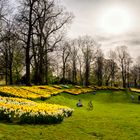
left=69, top=40, right=78, bottom=84
left=116, top=46, right=132, bottom=88
left=0, top=19, right=23, bottom=85
left=108, top=50, right=118, bottom=86
left=16, top=0, right=72, bottom=85
left=131, top=65, right=138, bottom=87
left=17, top=0, right=38, bottom=85
left=131, top=56, right=140, bottom=88
left=103, top=59, right=111, bottom=86
left=33, top=0, right=72, bottom=84
left=79, top=36, right=97, bottom=86
left=60, top=41, right=70, bottom=83
left=95, top=48, right=104, bottom=86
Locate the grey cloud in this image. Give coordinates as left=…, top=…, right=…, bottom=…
left=95, top=35, right=111, bottom=42
left=128, top=39, right=140, bottom=46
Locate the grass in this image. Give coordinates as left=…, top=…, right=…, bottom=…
left=0, top=90, right=140, bottom=140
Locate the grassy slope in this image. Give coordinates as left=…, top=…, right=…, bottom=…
left=0, top=90, right=140, bottom=140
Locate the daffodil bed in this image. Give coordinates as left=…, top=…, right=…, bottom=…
left=63, top=86, right=123, bottom=95
left=130, top=88, right=140, bottom=93
left=0, top=96, right=73, bottom=124
left=61, top=85, right=124, bottom=95
left=21, top=86, right=62, bottom=96
left=91, top=86, right=124, bottom=90
left=64, top=88, right=94, bottom=95
left=0, top=86, right=62, bottom=100
left=0, top=85, right=124, bottom=100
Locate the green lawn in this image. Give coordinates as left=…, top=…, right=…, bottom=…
left=0, top=90, right=140, bottom=140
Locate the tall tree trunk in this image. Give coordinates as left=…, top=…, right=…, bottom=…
left=39, top=44, right=44, bottom=85
left=121, top=62, right=126, bottom=88
left=9, top=48, right=13, bottom=85
left=34, top=64, right=39, bottom=85
left=38, top=23, right=44, bottom=84
left=62, top=64, right=66, bottom=83
left=72, top=61, right=77, bottom=84
left=26, top=2, right=33, bottom=86
left=79, top=63, right=83, bottom=85
left=45, top=53, right=48, bottom=85
left=5, top=65, right=8, bottom=85
left=105, top=75, right=111, bottom=86
left=32, top=34, right=39, bottom=85
left=85, top=61, right=90, bottom=86
left=9, top=63, right=13, bottom=85
left=122, top=75, right=126, bottom=88
left=127, top=65, right=130, bottom=88
left=26, top=47, right=31, bottom=86
left=5, top=49, right=8, bottom=85
left=134, top=79, right=137, bottom=88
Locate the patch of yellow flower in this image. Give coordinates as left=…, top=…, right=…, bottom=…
left=130, top=88, right=140, bottom=93
left=64, top=88, right=94, bottom=95
left=62, top=85, right=124, bottom=95
left=0, top=86, right=43, bottom=99
left=0, top=96, right=73, bottom=124
left=38, top=85, right=63, bottom=95
left=0, top=86, right=62, bottom=100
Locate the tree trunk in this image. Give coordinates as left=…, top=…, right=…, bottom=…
left=5, top=66, right=8, bottom=85
left=72, top=61, right=77, bottom=84
left=25, top=2, right=33, bottom=86
left=62, top=64, right=66, bottom=83
left=26, top=47, right=31, bottom=86
left=134, top=79, right=137, bottom=88
left=45, top=53, right=48, bottom=85
left=85, top=61, right=90, bottom=86
left=9, top=63, right=13, bottom=85
left=5, top=49, right=8, bottom=85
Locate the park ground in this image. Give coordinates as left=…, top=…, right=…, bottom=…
left=0, top=89, right=140, bottom=140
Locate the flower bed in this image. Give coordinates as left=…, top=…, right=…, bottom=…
left=37, top=85, right=62, bottom=95
left=130, top=88, right=140, bottom=93
left=0, top=86, right=44, bottom=99
left=63, top=86, right=124, bottom=95
left=0, top=96, right=73, bottom=124
left=64, top=88, right=94, bottom=95
left=90, top=86, right=124, bottom=90
left=0, top=85, right=124, bottom=99
left=0, top=86, right=62, bottom=100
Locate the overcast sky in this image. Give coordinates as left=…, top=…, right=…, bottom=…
left=11, top=0, right=140, bottom=59
left=60, top=0, right=140, bottom=59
